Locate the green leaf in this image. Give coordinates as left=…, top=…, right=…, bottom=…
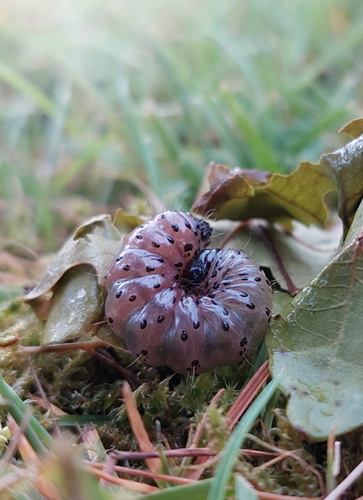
left=43, top=265, right=105, bottom=344
left=94, top=323, right=128, bottom=351
left=234, top=475, right=258, bottom=500
left=267, top=199, right=363, bottom=440
left=320, top=132, right=363, bottom=232
left=193, top=161, right=335, bottom=227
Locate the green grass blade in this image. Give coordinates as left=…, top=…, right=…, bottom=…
left=235, top=475, right=259, bottom=500
left=150, top=114, right=179, bottom=162
left=0, top=59, right=55, bottom=115
left=0, top=373, right=53, bottom=453
left=207, top=374, right=281, bottom=500
left=140, top=478, right=217, bottom=500
left=116, top=79, right=163, bottom=197
left=50, top=137, right=112, bottom=193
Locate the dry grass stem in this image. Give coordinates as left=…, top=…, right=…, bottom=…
left=86, top=466, right=159, bottom=493
left=19, top=339, right=109, bottom=353
left=121, top=381, right=162, bottom=474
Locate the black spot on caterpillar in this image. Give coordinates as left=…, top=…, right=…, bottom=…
left=105, top=211, right=273, bottom=374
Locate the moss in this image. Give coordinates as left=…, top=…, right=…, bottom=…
left=1, top=300, right=363, bottom=497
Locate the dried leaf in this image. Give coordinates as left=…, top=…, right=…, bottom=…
left=25, top=214, right=124, bottom=310
left=193, top=161, right=335, bottom=228
left=339, top=117, right=363, bottom=138
left=23, top=214, right=134, bottom=344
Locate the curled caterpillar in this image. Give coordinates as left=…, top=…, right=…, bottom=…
left=104, top=211, right=273, bottom=374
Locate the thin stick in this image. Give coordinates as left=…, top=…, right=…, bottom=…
left=28, top=395, right=68, bottom=416
left=111, top=447, right=275, bottom=461
left=19, top=339, right=109, bottom=354
left=85, top=466, right=159, bottom=493
left=190, top=389, right=225, bottom=447
left=226, top=360, right=270, bottom=429
left=29, top=363, right=62, bottom=439
left=219, top=221, right=250, bottom=248
left=187, top=361, right=271, bottom=480
left=253, top=223, right=299, bottom=296
left=257, top=493, right=321, bottom=500
left=324, top=458, right=363, bottom=500
left=87, top=461, right=195, bottom=485
left=121, top=381, right=162, bottom=474
left=3, top=413, right=33, bottom=464
left=93, top=349, right=140, bottom=390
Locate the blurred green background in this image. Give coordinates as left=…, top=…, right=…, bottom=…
left=1, top=0, right=363, bottom=251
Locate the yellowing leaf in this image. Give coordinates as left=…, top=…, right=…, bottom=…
left=193, top=161, right=335, bottom=227
left=43, top=265, right=105, bottom=344
left=25, top=215, right=123, bottom=308
left=24, top=214, right=133, bottom=344
left=338, top=117, right=363, bottom=138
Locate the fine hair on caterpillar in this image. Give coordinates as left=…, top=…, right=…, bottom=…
left=104, top=210, right=273, bottom=374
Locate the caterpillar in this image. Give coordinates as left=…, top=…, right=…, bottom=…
left=104, top=211, right=273, bottom=374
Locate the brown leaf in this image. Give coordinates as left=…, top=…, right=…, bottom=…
left=193, top=161, right=335, bottom=227
left=339, top=117, right=363, bottom=138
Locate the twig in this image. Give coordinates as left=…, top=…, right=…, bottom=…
left=111, top=447, right=275, bottom=461
left=219, top=221, right=251, bottom=248
left=87, top=460, right=195, bottom=485
left=252, top=222, right=299, bottom=296
left=256, top=493, right=321, bottom=500
left=6, top=415, right=41, bottom=466
left=121, top=381, right=162, bottom=474
left=324, top=458, right=363, bottom=500
left=85, top=465, right=159, bottom=493
left=18, top=339, right=109, bottom=354
left=226, top=360, right=270, bottom=429
left=93, top=349, right=140, bottom=390
left=3, top=413, right=33, bottom=464
left=186, top=361, right=271, bottom=480
left=29, top=363, right=62, bottom=439
left=190, top=389, right=225, bottom=447
left=28, top=395, right=68, bottom=416
left=111, top=447, right=217, bottom=461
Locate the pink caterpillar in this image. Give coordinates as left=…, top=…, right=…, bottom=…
left=104, top=211, right=273, bottom=374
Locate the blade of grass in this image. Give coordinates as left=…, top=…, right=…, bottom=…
left=50, top=137, right=112, bottom=193
left=223, top=93, right=280, bottom=172
left=235, top=475, right=259, bottom=500
left=140, top=478, right=232, bottom=500
left=116, top=79, right=163, bottom=198
left=296, top=13, right=363, bottom=90
left=0, top=373, right=53, bottom=452
left=121, top=381, right=162, bottom=475
left=150, top=114, right=180, bottom=162
left=207, top=373, right=281, bottom=500
left=0, top=59, right=55, bottom=115
left=198, top=96, right=249, bottom=166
